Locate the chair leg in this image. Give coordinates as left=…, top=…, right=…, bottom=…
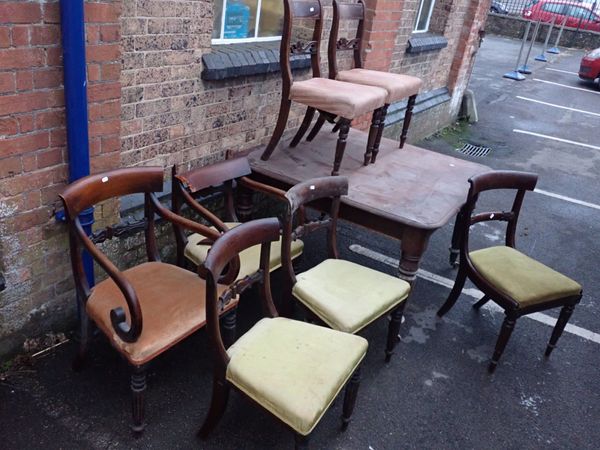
left=331, top=119, right=341, bottom=133
left=370, top=104, right=389, bottom=164
left=221, top=310, right=237, bottom=348
left=72, top=305, right=91, bottom=372
left=261, top=98, right=292, bottom=161
left=198, top=376, right=230, bottom=439
left=545, top=304, right=575, bottom=357
left=332, top=118, right=351, bottom=176
left=341, top=365, right=361, bottom=431
left=295, top=433, right=310, bottom=449
left=437, top=267, right=468, bottom=317
left=448, top=212, right=462, bottom=267
left=385, top=302, right=406, bottom=362
left=489, top=315, right=517, bottom=373
left=290, top=107, right=315, bottom=148
left=306, top=113, right=326, bottom=142
left=399, top=94, right=417, bottom=149
left=473, top=295, right=490, bottom=311
left=364, top=107, right=384, bottom=166
left=131, top=366, right=147, bottom=434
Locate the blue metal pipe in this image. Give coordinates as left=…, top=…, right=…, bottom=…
left=59, top=0, right=94, bottom=287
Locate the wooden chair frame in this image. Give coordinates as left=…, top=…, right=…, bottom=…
left=296, top=0, right=418, bottom=164
left=260, top=0, right=386, bottom=175
left=199, top=218, right=362, bottom=449
left=436, top=170, right=582, bottom=372
left=281, top=176, right=406, bottom=361
left=60, top=167, right=236, bottom=432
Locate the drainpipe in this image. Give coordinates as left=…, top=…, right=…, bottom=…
left=59, top=0, right=95, bottom=287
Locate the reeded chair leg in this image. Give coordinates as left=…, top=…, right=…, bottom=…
left=332, top=118, right=351, bottom=176
left=261, top=98, right=292, bottom=161
left=364, top=108, right=384, bottom=166
left=306, top=113, right=326, bottom=142
left=290, top=107, right=316, bottom=147
left=399, top=94, right=417, bottom=149
left=545, top=305, right=575, bottom=357
left=385, top=302, right=406, bottom=362
left=473, top=295, right=490, bottom=311
left=221, top=310, right=237, bottom=348
left=131, top=366, right=147, bottom=434
left=295, top=433, right=310, bottom=449
left=489, top=316, right=517, bottom=373
left=199, top=376, right=231, bottom=439
left=370, top=104, right=389, bottom=164
left=437, top=267, right=468, bottom=317
left=341, top=366, right=361, bottom=431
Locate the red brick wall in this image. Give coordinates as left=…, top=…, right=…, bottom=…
left=0, top=1, right=121, bottom=354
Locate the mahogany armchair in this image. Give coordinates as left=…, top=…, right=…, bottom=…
left=437, top=171, right=582, bottom=373
left=260, top=0, right=388, bottom=175
left=281, top=177, right=411, bottom=362
left=60, top=167, right=240, bottom=432
left=171, top=157, right=304, bottom=279
left=298, top=0, right=423, bottom=164
left=199, top=218, right=368, bottom=449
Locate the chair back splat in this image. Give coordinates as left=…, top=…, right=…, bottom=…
left=328, top=0, right=365, bottom=79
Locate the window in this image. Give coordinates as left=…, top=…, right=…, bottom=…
left=413, top=0, right=436, bottom=33
left=541, top=3, right=567, bottom=15
left=212, top=0, right=283, bottom=44
left=568, top=6, right=593, bottom=20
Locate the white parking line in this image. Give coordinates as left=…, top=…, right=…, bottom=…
left=349, top=244, right=600, bottom=345
left=516, top=96, right=600, bottom=118
left=545, top=68, right=578, bottom=76
left=513, top=129, right=600, bottom=151
left=534, top=189, right=600, bottom=211
left=533, top=78, right=600, bottom=95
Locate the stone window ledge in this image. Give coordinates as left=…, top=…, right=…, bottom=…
left=406, top=33, right=448, bottom=54
left=202, top=41, right=311, bottom=81
left=385, top=87, right=451, bottom=126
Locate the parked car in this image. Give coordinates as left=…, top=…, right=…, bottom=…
left=523, top=1, right=600, bottom=31
left=490, top=1, right=509, bottom=14
left=579, top=47, right=600, bottom=84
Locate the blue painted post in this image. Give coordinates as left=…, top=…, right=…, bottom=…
left=548, top=14, right=568, bottom=54
left=535, top=16, right=556, bottom=62
left=505, top=21, right=531, bottom=80
left=59, top=0, right=94, bottom=288
left=518, top=19, right=541, bottom=74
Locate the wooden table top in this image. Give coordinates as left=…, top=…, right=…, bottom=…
left=248, top=127, right=491, bottom=231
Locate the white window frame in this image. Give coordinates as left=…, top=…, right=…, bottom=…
left=212, top=0, right=282, bottom=44
left=413, top=0, right=436, bottom=34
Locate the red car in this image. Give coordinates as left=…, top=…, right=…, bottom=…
left=579, top=47, right=600, bottom=82
left=523, top=1, right=600, bottom=32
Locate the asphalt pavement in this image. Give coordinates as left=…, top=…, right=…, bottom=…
left=1, top=35, right=598, bottom=449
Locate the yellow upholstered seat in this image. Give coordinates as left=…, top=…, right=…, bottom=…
left=292, top=259, right=411, bottom=334
left=290, top=77, right=387, bottom=119
left=470, top=246, right=582, bottom=308
left=185, top=222, right=304, bottom=279
left=226, top=317, right=368, bottom=436
left=337, top=69, right=423, bottom=104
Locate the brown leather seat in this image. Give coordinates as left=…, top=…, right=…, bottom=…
left=290, top=78, right=387, bottom=119
left=87, top=262, right=234, bottom=365
left=336, top=69, right=423, bottom=104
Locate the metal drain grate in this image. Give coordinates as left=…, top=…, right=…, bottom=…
left=456, top=143, right=491, bottom=157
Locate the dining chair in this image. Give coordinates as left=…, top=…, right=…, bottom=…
left=171, top=157, right=304, bottom=279
left=199, top=217, right=368, bottom=449
left=280, top=176, right=411, bottom=362
left=60, top=167, right=240, bottom=432
left=297, top=0, right=423, bottom=164
left=437, top=170, right=582, bottom=373
left=260, top=0, right=388, bottom=176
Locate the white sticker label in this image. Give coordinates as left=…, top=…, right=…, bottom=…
left=309, top=185, right=315, bottom=190
left=101, top=176, right=109, bottom=183
left=309, top=6, right=314, bottom=11
left=490, top=213, right=495, bottom=219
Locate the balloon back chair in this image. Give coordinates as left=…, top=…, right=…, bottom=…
left=437, top=170, right=582, bottom=372
left=60, top=167, right=240, bottom=432
left=260, top=0, right=388, bottom=175
left=199, top=218, right=368, bottom=449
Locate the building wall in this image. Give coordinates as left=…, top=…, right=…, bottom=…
left=0, top=0, right=490, bottom=356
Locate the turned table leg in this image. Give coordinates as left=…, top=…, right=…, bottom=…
left=398, top=227, right=431, bottom=287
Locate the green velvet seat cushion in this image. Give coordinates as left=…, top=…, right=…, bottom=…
left=293, top=259, right=411, bottom=334
left=470, top=246, right=582, bottom=308
left=226, top=317, right=367, bottom=436
left=185, top=222, right=304, bottom=279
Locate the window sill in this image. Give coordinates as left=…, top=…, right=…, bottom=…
left=406, top=33, right=448, bottom=54
left=202, top=41, right=311, bottom=81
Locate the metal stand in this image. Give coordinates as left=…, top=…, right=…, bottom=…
left=548, top=16, right=567, bottom=54
left=517, top=20, right=540, bottom=75
left=535, top=17, right=556, bottom=62
left=505, top=21, right=531, bottom=81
